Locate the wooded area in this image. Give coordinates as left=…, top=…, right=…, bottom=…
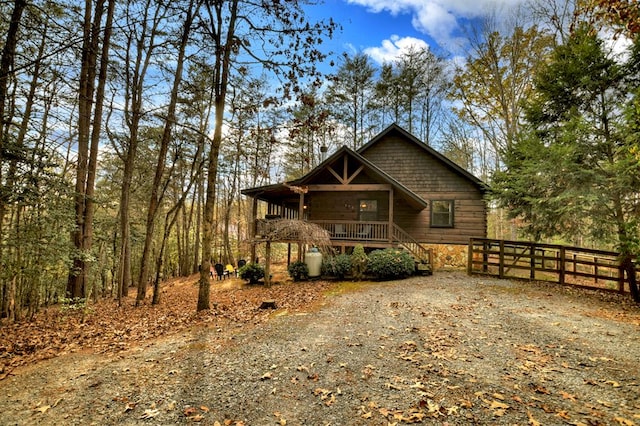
left=1, top=0, right=639, bottom=322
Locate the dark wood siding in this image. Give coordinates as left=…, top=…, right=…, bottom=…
left=308, top=191, right=390, bottom=222
left=363, top=134, right=486, bottom=244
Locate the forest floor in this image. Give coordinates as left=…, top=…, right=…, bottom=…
left=0, top=267, right=639, bottom=425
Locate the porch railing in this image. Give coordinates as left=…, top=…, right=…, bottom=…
left=392, top=223, right=432, bottom=264
left=310, top=220, right=388, bottom=241
left=255, top=218, right=432, bottom=265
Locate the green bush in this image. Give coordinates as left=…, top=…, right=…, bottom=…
left=367, top=248, right=415, bottom=280
left=287, top=261, right=309, bottom=281
left=238, top=262, right=265, bottom=284
left=351, top=245, right=368, bottom=281
left=321, top=253, right=351, bottom=279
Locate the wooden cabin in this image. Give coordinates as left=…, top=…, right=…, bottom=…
left=241, top=124, right=487, bottom=266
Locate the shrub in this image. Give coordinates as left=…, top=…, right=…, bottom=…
left=238, top=262, right=265, bottom=284
left=351, top=245, right=368, bottom=281
left=321, top=253, right=351, bottom=279
left=288, top=261, right=309, bottom=281
left=367, top=248, right=415, bottom=280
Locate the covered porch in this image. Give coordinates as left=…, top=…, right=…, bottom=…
left=241, top=147, right=432, bottom=263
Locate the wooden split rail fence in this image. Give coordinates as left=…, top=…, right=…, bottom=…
left=467, top=238, right=638, bottom=294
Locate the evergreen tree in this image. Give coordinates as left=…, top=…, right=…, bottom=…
left=326, top=52, right=376, bottom=149
left=492, top=24, right=640, bottom=301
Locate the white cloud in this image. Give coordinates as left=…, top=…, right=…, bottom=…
left=347, top=0, right=527, bottom=52
left=364, top=35, right=430, bottom=64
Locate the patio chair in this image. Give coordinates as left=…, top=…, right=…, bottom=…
left=333, top=224, right=347, bottom=238
left=356, top=224, right=372, bottom=238
left=225, top=264, right=236, bottom=277
left=214, top=263, right=228, bottom=280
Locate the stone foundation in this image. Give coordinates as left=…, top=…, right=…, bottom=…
left=424, top=244, right=468, bottom=270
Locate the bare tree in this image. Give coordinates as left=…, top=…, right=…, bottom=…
left=109, top=0, right=169, bottom=303
left=195, top=0, right=337, bottom=311
left=136, top=0, right=201, bottom=305
left=451, top=17, right=554, bottom=169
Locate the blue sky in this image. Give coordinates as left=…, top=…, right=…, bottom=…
left=305, top=0, right=528, bottom=65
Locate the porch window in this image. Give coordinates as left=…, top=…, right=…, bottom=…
left=359, top=199, right=377, bottom=221
left=431, top=200, right=454, bottom=227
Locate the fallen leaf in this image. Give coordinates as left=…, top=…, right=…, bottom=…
left=597, top=400, right=613, bottom=408
left=361, top=411, right=373, bottom=419
left=490, top=400, right=510, bottom=410
left=426, top=400, right=440, bottom=414
left=260, top=372, right=273, bottom=380
left=460, top=399, right=473, bottom=408
left=527, top=410, right=541, bottom=426
left=183, top=406, right=198, bottom=416
left=560, top=391, right=576, bottom=400
left=614, top=418, right=636, bottom=426
left=532, top=385, right=550, bottom=394
left=188, top=414, right=204, bottom=422
left=139, top=409, right=160, bottom=419
left=34, top=405, right=51, bottom=414
left=325, top=394, right=336, bottom=406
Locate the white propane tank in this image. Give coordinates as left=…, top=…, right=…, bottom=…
left=304, top=247, right=322, bottom=277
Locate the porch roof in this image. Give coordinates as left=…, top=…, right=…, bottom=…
left=241, top=146, right=428, bottom=210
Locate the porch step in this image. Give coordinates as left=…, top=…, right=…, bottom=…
left=392, top=224, right=432, bottom=269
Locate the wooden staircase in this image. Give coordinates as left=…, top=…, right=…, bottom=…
left=392, top=224, right=432, bottom=274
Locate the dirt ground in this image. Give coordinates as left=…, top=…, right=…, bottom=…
left=1, top=271, right=639, bottom=425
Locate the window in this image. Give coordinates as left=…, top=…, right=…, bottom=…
left=431, top=200, right=454, bottom=227
left=359, top=199, right=377, bottom=221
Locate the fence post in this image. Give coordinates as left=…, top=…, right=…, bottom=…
left=530, top=243, right=535, bottom=280
left=594, top=257, right=599, bottom=283
left=483, top=241, right=488, bottom=273
left=618, top=261, right=625, bottom=293
left=499, top=240, right=505, bottom=279
left=559, top=247, right=565, bottom=285
left=467, top=239, right=473, bottom=275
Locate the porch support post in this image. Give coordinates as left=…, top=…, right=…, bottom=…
left=250, top=197, right=258, bottom=263
left=298, top=192, right=305, bottom=220
left=388, top=188, right=394, bottom=243
left=298, top=192, right=305, bottom=261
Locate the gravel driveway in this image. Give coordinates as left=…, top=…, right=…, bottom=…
left=1, top=272, right=639, bottom=425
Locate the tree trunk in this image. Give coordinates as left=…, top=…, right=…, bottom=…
left=68, top=0, right=113, bottom=299
left=0, top=0, right=26, bottom=165
left=117, top=0, right=167, bottom=301
left=197, top=0, right=239, bottom=311
left=264, top=241, right=272, bottom=287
